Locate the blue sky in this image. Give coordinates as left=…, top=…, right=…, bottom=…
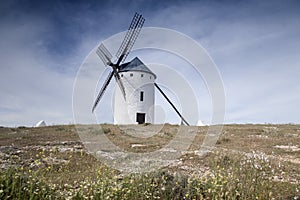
left=0, top=0, right=300, bottom=126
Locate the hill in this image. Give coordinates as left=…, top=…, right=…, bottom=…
left=0, top=124, right=299, bottom=199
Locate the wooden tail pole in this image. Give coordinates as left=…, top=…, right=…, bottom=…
left=154, top=83, right=190, bottom=126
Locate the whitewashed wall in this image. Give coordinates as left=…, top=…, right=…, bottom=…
left=114, top=71, right=155, bottom=124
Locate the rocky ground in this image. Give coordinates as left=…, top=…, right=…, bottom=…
left=0, top=124, right=299, bottom=198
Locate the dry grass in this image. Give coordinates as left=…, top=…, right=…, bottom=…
left=0, top=124, right=299, bottom=199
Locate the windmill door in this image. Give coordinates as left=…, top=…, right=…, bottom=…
left=136, top=113, right=146, bottom=124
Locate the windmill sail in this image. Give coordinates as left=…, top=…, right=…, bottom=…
left=96, top=43, right=113, bottom=66
left=92, top=71, right=114, bottom=112
left=114, top=72, right=126, bottom=100
left=116, top=13, right=145, bottom=65
left=92, top=13, right=145, bottom=113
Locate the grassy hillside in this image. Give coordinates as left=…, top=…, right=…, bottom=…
left=0, top=124, right=299, bottom=199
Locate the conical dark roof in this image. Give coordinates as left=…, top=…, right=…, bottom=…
left=119, top=57, right=156, bottom=78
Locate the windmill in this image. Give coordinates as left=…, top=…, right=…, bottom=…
left=92, top=13, right=190, bottom=126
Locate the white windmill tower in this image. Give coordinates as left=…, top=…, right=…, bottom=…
left=114, top=57, right=157, bottom=124
left=92, top=13, right=189, bottom=126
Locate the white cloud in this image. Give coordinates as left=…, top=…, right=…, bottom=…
left=1, top=0, right=300, bottom=126
left=0, top=13, right=75, bottom=127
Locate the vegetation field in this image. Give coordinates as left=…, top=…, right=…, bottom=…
left=0, top=124, right=299, bottom=199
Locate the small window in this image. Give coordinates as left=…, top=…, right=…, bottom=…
left=140, top=91, right=144, bottom=101
left=130, top=73, right=133, bottom=77
left=121, top=74, right=123, bottom=77
left=141, top=74, right=144, bottom=77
